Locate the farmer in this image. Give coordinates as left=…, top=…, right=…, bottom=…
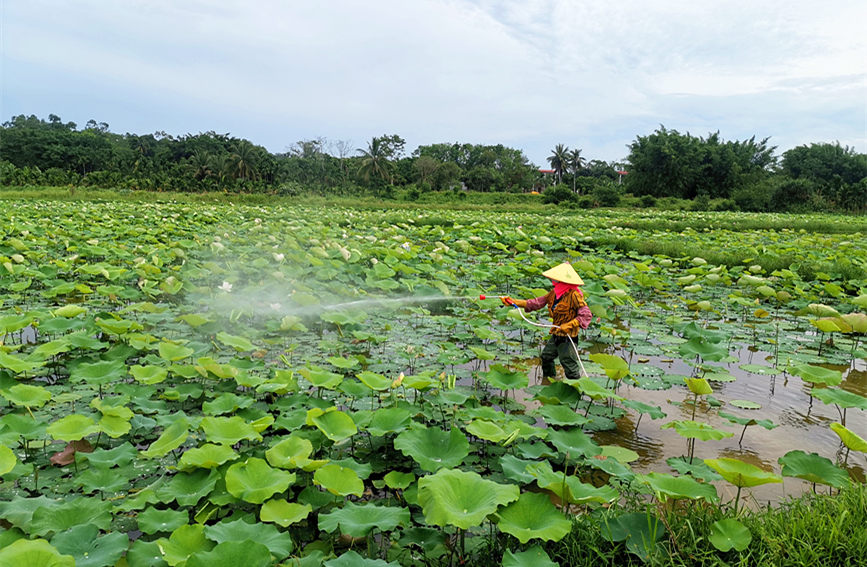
left=500, top=262, right=592, bottom=380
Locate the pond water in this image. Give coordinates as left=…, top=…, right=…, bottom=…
left=521, top=340, right=866, bottom=506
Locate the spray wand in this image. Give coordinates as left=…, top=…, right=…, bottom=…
left=478, top=295, right=589, bottom=378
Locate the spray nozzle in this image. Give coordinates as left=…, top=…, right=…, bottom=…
left=479, top=294, right=517, bottom=308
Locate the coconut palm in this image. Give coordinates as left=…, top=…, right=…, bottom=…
left=568, top=148, right=586, bottom=193
left=547, top=144, right=569, bottom=184
left=232, top=141, right=258, bottom=181
left=357, top=136, right=393, bottom=185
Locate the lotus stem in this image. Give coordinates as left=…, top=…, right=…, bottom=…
left=734, top=484, right=742, bottom=516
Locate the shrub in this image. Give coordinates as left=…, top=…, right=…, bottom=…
left=542, top=184, right=576, bottom=205
left=590, top=179, right=622, bottom=207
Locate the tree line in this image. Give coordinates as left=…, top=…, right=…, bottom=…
left=1, top=114, right=864, bottom=212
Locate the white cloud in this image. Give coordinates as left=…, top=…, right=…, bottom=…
left=2, top=0, right=864, bottom=165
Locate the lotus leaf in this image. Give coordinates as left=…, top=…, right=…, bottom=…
left=158, top=341, right=195, bottom=361
left=729, top=399, right=761, bottom=410
left=47, top=414, right=100, bottom=442
left=502, top=545, right=558, bottom=567
left=203, top=518, right=294, bottom=559
left=260, top=499, right=312, bottom=527
left=709, top=518, right=752, bottom=552
left=365, top=407, right=412, bottom=436
left=481, top=364, right=529, bottom=390
left=158, top=469, right=221, bottom=507
left=778, top=450, right=851, bottom=488
left=225, top=457, right=295, bottom=504
left=137, top=506, right=189, bottom=535
left=383, top=470, right=415, bottom=490
left=324, top=550, right=400, bottom=567
left=662, top=421, right=733, bottom=441
left=0, top=351, right=44, bottom=374
left=536, top=403, right=591, bottom=427
left=200, top=416, right=262, bottom=445
left=600, top=445, right=640, bottom=463
left=830, top=423, right=867, bottom=453
left=141, top=417, right=189, bottom=457
left=215, top=331, right=256, bottom=352
left=0, top=538, right=75, bottom=567
left=600, top=511, right=665, bottom=561
left=319, top=502, right=410, bottom=537
left=704, top=458, right=783, bottom=488
left=685, top=377, right=713, bottom=395
left=299, top=367, right=344, bottom=390
left=314, top=463, right=364, bottom=497
left=546, top=427, right=601, bottom=459
left=154, top=524, right=214, bottom=566
left=306, top=407, right=357, bottom=442
left=0, top=444, right=16, bottom=474
left=588, top=353, right=630, bottom=380
left=417, top=468, right=519, bottom=530
left=789, top=363, right=842, bottom=386
left=356, top=370, right=392, bottom=390
left=2, top=383, right=51, bottom=408
left=187, top=540, right=272, bottom=567
left=640, top=472, right=718, bottom=502
left=812, top=388, right=867, bottom=410
left=266, top=436, right=314, bottom=469
left=31, top=498, right=112, bottom=537
left=394, top=424, right=470, bottom=472
left=496, top=492, right=571, bottom=543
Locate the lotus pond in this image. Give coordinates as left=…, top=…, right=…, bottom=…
left=0, top=199, right=865, bottom=566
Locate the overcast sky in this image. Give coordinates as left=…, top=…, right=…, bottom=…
left=2, top=0, right=865, bottom=167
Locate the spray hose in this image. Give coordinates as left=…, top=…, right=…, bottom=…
left=479, top=295, right=589, bottom=378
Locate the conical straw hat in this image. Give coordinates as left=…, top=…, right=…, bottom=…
left=542, top=262, right=584, bottom=285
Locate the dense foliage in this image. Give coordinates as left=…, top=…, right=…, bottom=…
left=0, top=197, right=865, bottom=566
left=3, top=115, right=863, bottom=212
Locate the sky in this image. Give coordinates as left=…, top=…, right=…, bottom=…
left=2, top=0, right=865, bottom=167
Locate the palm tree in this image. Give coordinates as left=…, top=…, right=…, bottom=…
left=188, top=150, right=212, bottom=180
left=232, top=141, right=258, bottom=181
left=568, top=148, right=586, bottom=193
left=547, top=144, right=569, bottom=184
left=357, top=136, right=392, bottom=185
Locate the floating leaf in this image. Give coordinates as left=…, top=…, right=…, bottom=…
left=319, top=502, right=410, bottom=537
left=661, top=420, right=733, bottom=441
left=154, top=524, right=214, bottom=566
left=47, top=414, right=100, bottom=442
left=203, top=518, right=294, bottom=559
left=225, top=458, right=295, bottom=504
left=495, top=492, right=571, bottom=543
left=187, top=540, right=272, bottom=567
left=137, top=506, right=188, bottom=535
left=394, top=424, right=470, bottom=472
left=260, top=499, right=312, bottom=527
left=709, top=518, right=752, bottom=552
left=639, top=472, right=717, bottom=503
left=313, top=464, right=364, bottom=497
left=502, top=545, right=558, bottom=567
left=729, top=399, right=761, bottom=410
left=0, top=539, right=74, bottom=567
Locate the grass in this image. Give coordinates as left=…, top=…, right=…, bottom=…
left=540, top=482, right=867, bottom=567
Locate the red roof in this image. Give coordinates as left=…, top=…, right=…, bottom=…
left=616, top=170, right=629, bottom=175
left=538, top=169, right=555, bottom=173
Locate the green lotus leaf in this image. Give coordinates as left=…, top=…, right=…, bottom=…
left=812, top=388, right=867, bottom=410
left=157, top=469, right=219, bottom=508
left=178, top=443, right=238, bottom=471
left=639, top=472, right=718, bottom=502
left=356, top=370, right=392, bottom=391
left=599, top=445, right=640, bottom=463
left=70, top=359, right=126, bottom=386
left=0, top=444, right=17, bottom=475
left=141, top=417, right=189, bottom=458
left=536, top=403, right=591, bottom=427
left=365, top=407, right=412, bottom=436
left=811, top=318, right=844, bottom=333
left=600, top=511, right=665, bottom=561
left=394, top=424, right=470, bottom=472
left=778, top=450, right=851, bottom=488
left=496, top=492, right=571, bottom=543
left=662, top=421, right=733, bottom=441
left=215, top=331, right=256, bottom=352
left=83, top=442, right=137, bottom=468
left=187, top=540, right=272, bottom=567
left=789, top=363, right=843, bottom=386
left=546, top=427, right=601, bottom=459
left=830, top=423, right=867, bottom=453
left=678, top=337, right=728, bottom=361
left=840, top=312, right=867, bottom=333
left=260, top=499, right=312, bottom=527
left=31, top=498, right=112, bottom=537
left=319, top=502, right=410, bottom=537
left=588, top=353, right=630, bottom=380
left=265, top=436, right=314, bottom=469
left=704, top=458, right=783, bottom=488
left=299, top=367, right=344, bottom=390
left=47, top=414, right=100, bottom=442
left=137, top=506, right=189, bottom=535
left=203, top=518, right=294, bottom=559
left=709, top=518, right=752, bottom=552
left=538, top=472, right=619, bottom=505
left=621, top=398, right=667, bottom=419
left=417, top=468, right=519, bottom=530
left=468, top=345, right=495, bottom=361
left=466, top=419, right=509, bottom=443
left=125, top=539, right=165, bottom=567
left=502, top=545, right=558, bottom=567
left=2, top=383, right=51, bottom=408
left=684, top=377, right=713, bottom=396
left=0, top=351, right=44, bottom=374
left=154, top=524, right=214, bottom=566
left=200, top=416, right=262, bottom=445
left=327, top=356, right=359, bottom=369
left=324, top=550, right=400, bottom=567
left=158, top=341, right=195, bottom=361
left=383, top=470, right=415, bottom=490
left=202, top=393, right=254, bottom=416
left=76, top=465, right=129, bottom=494
left=480, top=364, right=529, bottom=390
left=225, top=457, right=295, bottom=504
left=130, top=365, right=169, bottom=385
left=28, top=338, right=73, bottom=360
left=314, top=464, right=364, bottom=497
left=306, top=407, right=357, bottom=442
left=0, top=538, right=74, bottom=567
left=53, top=305, right=87, bottom=318
left=566, top=376, right=623, bottom=401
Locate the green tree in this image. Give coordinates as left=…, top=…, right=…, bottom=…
left=357, top=136, right=393, bottom=186
left=567, top=148, right=586, bottom=193
left=547, top=144, right=569, bottom=183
